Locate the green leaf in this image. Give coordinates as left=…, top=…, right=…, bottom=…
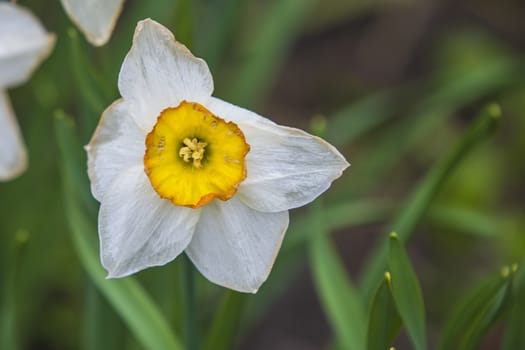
left=284, top=199, right=392, bottom=254
left=200, top=0, right=246, bottom=71
left=459, top=272, right=513, bottom=350
left=366, top=272, right=402, bottom=350
left=173, top=0, right=194, bottom=49
left=246, top=201, right=504, bottom=335
left=225, top=0, right=315, bottom=107
left=393, top=104, right=500, bottom=238
left=426, top=204, right=503, bottom=237
left=331, top=55, right=516, bottom=202
left=203, top=291, right=248, bottom=350
left=359, top=103, right=501, bottom=303
left=326, top=89, right=398, bottom=147
left=309, top=200, right=366, bottom=350
left=54, top=114, right=183, bottom=350
left=67, top=28, right=110, bottom=117
left=503, top=264, right=525, bottom=349
left=439, top=269, right=511, bottom=350
left=84, top=281, right=125, bottom=350
left=388, top=233, right=427, bottom=350
left=282, top=198, right=501, bottom=269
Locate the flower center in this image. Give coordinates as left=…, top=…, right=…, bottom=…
left=179, top=137, right=207, bottom=168
left=144, top=101, right=250, bottom=208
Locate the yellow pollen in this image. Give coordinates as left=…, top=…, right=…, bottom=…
left=144, top=101, right=250, bottom=208
left=179, top=137, right=207, bottom=168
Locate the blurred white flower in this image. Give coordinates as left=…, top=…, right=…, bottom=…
left=60, top=0, right=124, bottom=46
left=0, top=3, right=55, bottom=181
left=86, top=19, right=349, bottom=292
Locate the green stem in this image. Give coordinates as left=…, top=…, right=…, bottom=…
left=182, top=255, right=199, bottom=350
left=202, top=291, right=247, bottom=350
left=0, top=230, right=29, bottom=350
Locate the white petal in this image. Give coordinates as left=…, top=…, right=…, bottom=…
left=60, top=0, right=124, bottom=46
left=186, top=197, right=289, bottom=293
left=119, top=19, right=213, bottom=132
left=205, top=98, right=349, bottom=212
left=0, top=91, right=26, bottom=181
left=237, top=119, right=350, bottom=212
left=205, top=97, right=276, bottom=125
left=99, top=166, right=200, bottom=278
left=86, top=100, right=145, bottom=201
left=0, top=3, right=55, bottom=88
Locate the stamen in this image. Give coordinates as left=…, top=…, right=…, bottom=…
left=179, top=137, right=208, bottom=168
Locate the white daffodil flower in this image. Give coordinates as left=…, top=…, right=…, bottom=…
left=60, top=0, right=124, bottom=46
left=86, top=19, right=349, bottom=293
left=0, top=3, right=55, bottom=181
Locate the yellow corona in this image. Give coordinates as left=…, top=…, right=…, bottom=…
left=144, top=101, right=250, bottom=208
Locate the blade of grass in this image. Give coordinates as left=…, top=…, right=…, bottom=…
left=245, top=199, right=504, bottom=332
left=331, top=56, right=517, bottom=201
left=426, top=204, right=503, bottom=237
left=359, top=103, right=501, bottom=303
left=309, top=198, right=366, bottom=350
left=439, top=268, right=513, bottom=350
left=200, top=0, right=246, bottom=71
left=173, top=0, right=194, bottom=49
left=67, top=28, right=110, bottom=116
left=52, top=110, right=97, bottom=219
left=224, top=0, right=315, bottom=107
left=327, top=89, right=400, bottom=147
left=366, top=272, right=402, bottom=350
left=54, top=113, right=183, bottom=350
left=284, top=198, right=503, bottom=258
left=503, top=264, right=525, bottom=349
left=284, top=199, right=392, bottom=254
left=388, top=233, right=426, bottom=350
left=459, top=268, right=513, bottom=350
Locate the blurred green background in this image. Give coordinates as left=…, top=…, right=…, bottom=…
left=1, top=0, right=524, bottom=349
